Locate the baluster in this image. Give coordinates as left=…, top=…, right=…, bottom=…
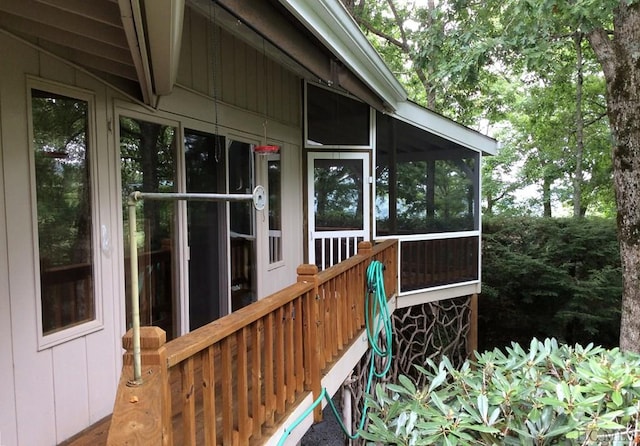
left=181, top=356, right=196, bottom=446
left=221, top=336, right=234, bottom=445
left=237, top=327, right=249, bottom=442
left=275, top=306, right=286, bottom=415
left=285, top=301, right=295, bottom=403
left=202, top=345, right=217, bottom=446
left=251, top=320, right=263, bottom=440
left=263, top=313, right=275, bottom=427
left=294, top=297, right=304, bottom=394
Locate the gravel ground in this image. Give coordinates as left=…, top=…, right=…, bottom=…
left=300, top=398, right=347, bottom=446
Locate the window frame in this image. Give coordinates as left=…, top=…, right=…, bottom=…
left=304, top=82, right=374, bottom=150
left=265, top=152, right=284, bottom=269
left=28, top=78, right=104, bottom=350
left=116, top=107, right=181, bottom=338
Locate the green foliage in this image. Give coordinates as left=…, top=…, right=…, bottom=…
left=361, top=338, right=640, bottom=445
left=480, top=216, right=621, bottom=350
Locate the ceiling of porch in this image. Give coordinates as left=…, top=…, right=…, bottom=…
left=0, top=0, right=143, bottom=97
left=0, top=0, right=388, bottom=110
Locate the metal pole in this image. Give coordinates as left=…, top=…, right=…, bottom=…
left=128, top=197, right=142, bottom=385
left=130, top=188, right=265, bottom=207
left=126, top=186, right=266, bottom=384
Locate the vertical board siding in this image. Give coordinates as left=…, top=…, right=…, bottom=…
left=52, top=340, right=91, bottom=443
left=0, top=48, right=18, bottom=446
left=2, top=35, right=58, bottom=446
left=178, top=11, right=300, bottom=127
left=1, top=33, right=122, bottom=445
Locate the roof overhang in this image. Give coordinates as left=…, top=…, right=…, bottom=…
left=278, top=0, right=497, bottom=155
left=277, top=0, right=407, bottom=111
left=393, top=101, right=499, bottom=155
left=118, top=0, right=184, bottom=104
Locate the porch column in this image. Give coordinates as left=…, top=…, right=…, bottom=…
left=466, top=293, right=479, bottom=358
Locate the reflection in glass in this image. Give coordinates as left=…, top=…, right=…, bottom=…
left=120, top=116, right=176, bottom=338
left=185, top=129, right=226, bottom=329
left=33, top=90, right=95, bottom=335
left=376, top=111, right=478, bottom=235
left=228, top=141, right=256, bottom=311
left=306, top=84, right=370, bottom=146
left=314, top=159, right=364, bottom=231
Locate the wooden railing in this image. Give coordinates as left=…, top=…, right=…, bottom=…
left=400, top=235, right=479, bottom=292
left=107, top=239, right=397, bottom=445
left=124, top=248, right=174, bottom=337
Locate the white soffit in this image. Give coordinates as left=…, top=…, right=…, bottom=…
left=278, top=0, right=407, bottom=110
left=394, top=101, right=499, bottom=155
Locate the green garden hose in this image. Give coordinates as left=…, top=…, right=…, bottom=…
left=276, top=259, right=393, bottom=445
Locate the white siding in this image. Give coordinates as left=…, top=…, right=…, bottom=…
left=0, top=5, right=306, bottom=442
left=178, top=10, right=301, bottom=128
left=0, top=67, right=18, bottom=446
left=0, top=33, right=122, bottom=445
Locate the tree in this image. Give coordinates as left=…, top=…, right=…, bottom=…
left=587, top=2, right=640, bottom=352
left=345, top=0, right=640, bottom=352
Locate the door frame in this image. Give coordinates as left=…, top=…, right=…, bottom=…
left=307, top=151, right=371, bottom=269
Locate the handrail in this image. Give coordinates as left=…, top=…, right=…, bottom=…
left=165, top=238, right=397, bottom=367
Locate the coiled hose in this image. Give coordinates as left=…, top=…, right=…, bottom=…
left=277, top=259, right=393, bottom=445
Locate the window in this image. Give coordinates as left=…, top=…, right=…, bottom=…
left=306, top=83, right=370, bottom=146
left=376, top=112, right=479, bottom=235
left=32, top=89, right=96, bottom=337
left=267, top=154, right=282, bottom=264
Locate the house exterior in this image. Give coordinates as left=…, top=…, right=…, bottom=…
left=0, top=0, right=497, bottom=445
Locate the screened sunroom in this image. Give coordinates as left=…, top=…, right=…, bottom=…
left=305, top=82, right=483, bottom=298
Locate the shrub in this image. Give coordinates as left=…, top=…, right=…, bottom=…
left=361, top=339, right=640, bottom=445
left=480, top=216, right=621, bottom=350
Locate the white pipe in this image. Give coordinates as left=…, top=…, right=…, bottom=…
left=128, top=197, right=143, bottom=384
left=342, top=382, right=353, bottom=444
left=126, top=187, right=266, bottom=383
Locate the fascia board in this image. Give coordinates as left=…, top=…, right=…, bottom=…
left=278, top=0, right=407, bottom=109
left=394, top=101, right=499, bottom=155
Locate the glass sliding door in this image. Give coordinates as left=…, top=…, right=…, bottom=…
left=120, top=116, right=177, bottom=338
left=185, top=129, right=227, bottom=330
left=228, top=140, right=256, bottom=311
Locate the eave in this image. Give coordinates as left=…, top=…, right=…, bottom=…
left=277, top=0, right=407, bottom=111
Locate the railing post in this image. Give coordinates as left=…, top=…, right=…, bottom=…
left=357, top=241, right=373, bottom=258
left=107, top=326, right=173, bottom=445
left=466, top=293, right=478, bottom=358
left=297, top=264, right=323, bottom=422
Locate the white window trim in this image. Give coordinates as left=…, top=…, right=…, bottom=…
left=114, top=107, right=183, bottom=335
left=27, top=77, right=105, bottom=350
left=264, top=152, right=285, bottom=270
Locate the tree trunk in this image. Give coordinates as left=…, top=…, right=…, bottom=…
left=588, top=2, right=640, bottom=352
left=542, top=170, right=553, bottom=218
left=573, top=32, right=585, bottom=218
